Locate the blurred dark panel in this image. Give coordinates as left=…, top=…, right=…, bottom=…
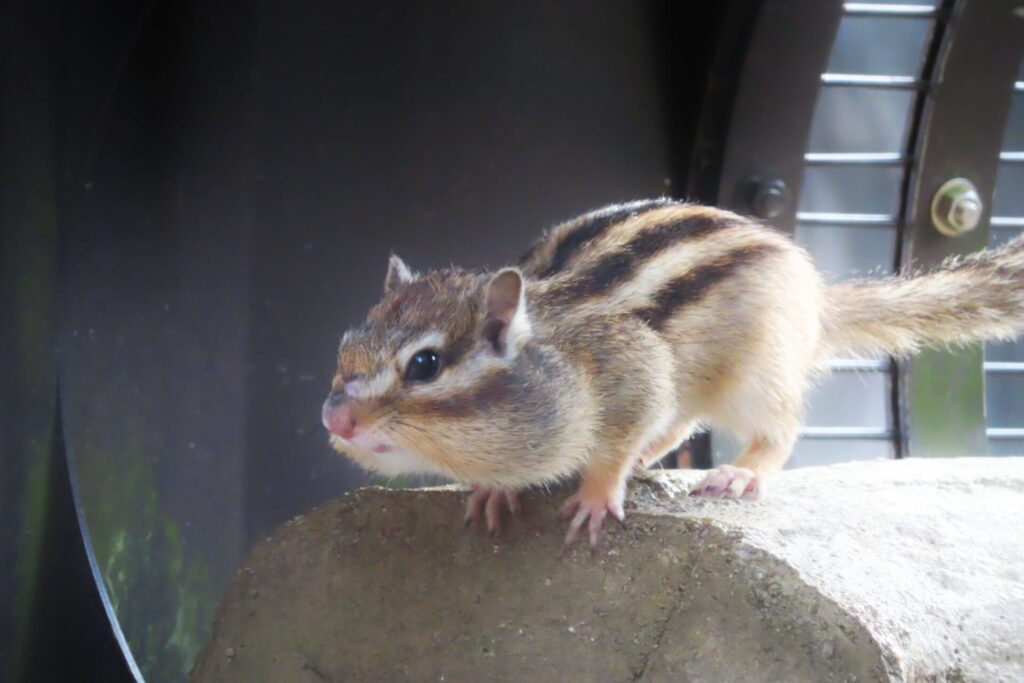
left=1, top=0, right=65, bottom=678
left=1, top=1, right=133, bottom=679
left=61, top=2, right=254, bottom=678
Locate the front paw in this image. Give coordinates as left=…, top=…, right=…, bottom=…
left=689, top=464, right=763, bottom=499
left=560, top=488, right=626, bottom=548
left=464, top=485, right=520, bottom=535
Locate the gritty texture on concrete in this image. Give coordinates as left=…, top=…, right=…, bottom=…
left=190, top=458, right=1024, bottom=682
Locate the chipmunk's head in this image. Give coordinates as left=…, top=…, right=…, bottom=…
left=323, top=255, right=568, bottom=486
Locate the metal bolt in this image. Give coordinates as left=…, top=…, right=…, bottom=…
left=750, top=179, right=791, bottom=220
left=951, top=194, right=982, bottom=229
left=931, top=178, right=983, bottom=237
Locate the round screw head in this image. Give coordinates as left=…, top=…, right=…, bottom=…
left=950, top=194, right=982, bottom=232
left=750, top=179, right=790, bottom=219
left=931, top=178, right=983, bottom=237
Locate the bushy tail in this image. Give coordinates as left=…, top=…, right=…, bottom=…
left=821, top=235, right=1024, bottom=358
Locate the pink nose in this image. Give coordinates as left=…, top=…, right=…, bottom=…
left=322, top=396, right=358, bottom=440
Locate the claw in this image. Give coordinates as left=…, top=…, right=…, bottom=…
left=464, top=487, right=520, bottom=536
left=464, top=487, right=489, bottom=526
left=690, top=465, right=763, bottom=500
left=507, top=491, right=521, bottom=517
left=485, top=489, right=504, bottom=534
left=608, top=501, right=626, bottom=526
left=588, top=507, right=607, bottom=548
left=560, top=495, right=582, bottom=521
left=561, top=489, right=626, bottom=548
left=565, top=505, right=588, bottom=546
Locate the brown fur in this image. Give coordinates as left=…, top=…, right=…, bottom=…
left=325, top=200, right=1024, bottom=541
left=822, top=237, right=1024, bottom=358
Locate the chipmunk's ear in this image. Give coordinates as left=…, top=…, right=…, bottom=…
left=384, top=254, right=415, bottom=293
left=483, top=268, right=531, bottom=356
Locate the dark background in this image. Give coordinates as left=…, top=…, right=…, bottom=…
left=2, top=1, right=740, bottom=679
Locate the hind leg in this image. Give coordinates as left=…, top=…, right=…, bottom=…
left=690, top=432, right=795, bottom=499
left=464, top=486, right=521, bottom=534
left=631, top=420, right=697, bottom=475
left=687, top=346, right=809, bottom=499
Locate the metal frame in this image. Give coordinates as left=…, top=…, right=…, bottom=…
left=898, top=0, right=1024, bottom=457
left=702, top=0, right=846, bottom=235
left=694, top=0, right=1024, bottom=462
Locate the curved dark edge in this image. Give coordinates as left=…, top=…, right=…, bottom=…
left=2, top=0, right=139, bottom=678
left=57, top=384, right=146, bottom=681
left=13, top=386, right=139, bottom=683
left=55, top=5, right=146, bottom=665
left=890, top=0, right=957, bottom=459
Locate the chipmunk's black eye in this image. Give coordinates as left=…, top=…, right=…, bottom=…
left=405, top=349, right=442, bottom=383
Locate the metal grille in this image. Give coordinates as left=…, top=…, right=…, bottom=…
left=789, top=0, right=940, bottom=466
left=985, top=62, right=1024, bottom=455
left=704, top=0, right=1022, bottom=467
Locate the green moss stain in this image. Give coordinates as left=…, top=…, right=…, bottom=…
left=908, top=347, right=988, bottom=456
left=82, top=443, right=217, bottom=681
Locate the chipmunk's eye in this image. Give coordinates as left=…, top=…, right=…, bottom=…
left=405, top=349, right=442, bottom=383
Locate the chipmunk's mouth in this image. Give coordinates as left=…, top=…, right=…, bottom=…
left=346, top=431, right=394, bottom=455
left=327, top=427, right=392, bottom=453
left=328, top=428, right=444, bottom=477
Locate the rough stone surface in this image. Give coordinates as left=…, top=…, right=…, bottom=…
left=190, top=458, right=1024, bottom=682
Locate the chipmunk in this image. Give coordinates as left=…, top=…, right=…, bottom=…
left=322, top=199, right=1024, bottom=546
